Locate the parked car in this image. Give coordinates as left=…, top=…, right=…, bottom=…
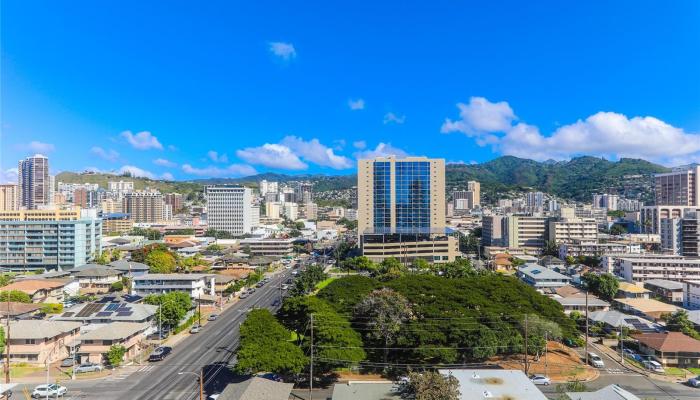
left=208, top=395, right=220, bottom=400
left=272, top=299, right=281, bottom=307
left=31, top=384, right=67, bottom=398
left=190, top=325, right=201, bottom=334
left=240, top=293, right=249, bottom=299
left=74, top=363, right=103, bottom=374
left=260, top=373, right=283, bottom=382
left=60, top=358, right=75, bottom=368
left=148, top=346, right=172, bottom=362
left=529, top=374, right=551, bottom=386
left=643, top=360, right=665, bottom=373
left=688, top=375, right=700, bottom=388
left=208, top=314, right=218, bottom=321
left=588, top=352, right=605, bottom=368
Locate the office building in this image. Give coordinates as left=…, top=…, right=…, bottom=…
left=503, top=215, right=548, bottom=249
left=593, top=194, right=619, bottom=210
left=265, top=201, right=282, bottom=219
left=239, top=237, right=296, bottom=257
left=122, top=190, right=165, bottom=223
left=640, top=205, right=700, bottom=234
left=660, top=218, right=682, bottom=255
left=467, top=180, right=480, bottom=207
left=100, top=198, right=123, bottom=214
left=102, top=213, right=133, bottom=235
left=526, top=192, right=544, bottom=211
left=619, top=198, right=643, bottom=212
left=204, top=185, right=253, bottom=235
left=452, top=190, right=478, bottom=213
left=548, top=217, right=597, bottom=245
left=0, top=209, right=102, bottom=271
left=681, top=212, right=700, bottom=257
left=108, top=181, right=134, bottom=197
left=482, top=215, right=504, bottom=246
left=294, top=182, right=313, bottom=203
left=281, top=188, right=295, bottom=203
left=357, top=157, right=457, bottom=263
left=259, top=180, right=278, bottom=197
left=302, top=202, right=318, bottom=220
left=0, top=184, right=18, bottom=211
left=283, top=202, right=299, bottom=220
left=18, top=154, right=51, bottom=209
left=654, top=165, right=700, bottom=206
left=164, top=193, right=183, bottom=213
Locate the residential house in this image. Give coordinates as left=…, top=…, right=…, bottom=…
left=0, top=302, right=43, bottom=321
left=213, top=275, right=237, bottom=295
left=516, top=264, right=571, bottom=289
left=587, top=310, right=657, bottom=333
left=216, top=376, right=294, bottom=400
left=632, top=332, right=700, bottom=368
left=438, top=369, right=548, bottom=400
left=109, top=260, right=150, bottom=277
left=614, top=298, right=680, bottom=321
left=6, top=320, right=81, bottom=364
left=54, top=301, right=157, bottom=327
left=132, top=274, right=215, bottom=299
left=643, top=279, right=684, bottom=305
left=539, top=255, right=566, bottom=269
left=566, top=384, right=641, bottom=400
left=0, top=279, right=72, bottom=303
left=554, top=296, right=610, bottom=315
left=489, top=253, right=513, bottom=274
left=331, top=382, right=400, bottom=400
left=616, top=282, right=651, bottom=299
left=72, top=267, right=123, bottom=294
left=78, top=322, right=148, bottom=364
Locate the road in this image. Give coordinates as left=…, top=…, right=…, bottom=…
left=21, top=269, right=294, bottom=400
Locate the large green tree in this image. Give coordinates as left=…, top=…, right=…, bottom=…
left=400, top=371, right=461, bottom=400
left=582, top=273, right=619, bottom=300
left=664, top=310, right=700, bottom=340
left=144, top=292, right=192, bottom=327
left=353, top=288, right=413, bottom=362
left=145, top=250, right=177, bottom=273
left=107, top=345, right=127, bottom=367
left=234, top=309, right=307, bottom=375
left=0, top=290, right=31, bottom=303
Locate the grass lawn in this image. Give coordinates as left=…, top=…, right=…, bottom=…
left=664, top=367, right=689, bottom=376
left=9, top=364, right=45, bottom=379
left=687, top=368, right=700, bottom=375
left=315, top=277, right=337, bottom=290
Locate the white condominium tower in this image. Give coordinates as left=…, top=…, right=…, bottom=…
left=205, top=185, right=253, bottom=235
left=18, top=154, right=51, bottom=209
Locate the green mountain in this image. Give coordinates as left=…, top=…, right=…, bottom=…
left=56, top=156, right=669, bottom=203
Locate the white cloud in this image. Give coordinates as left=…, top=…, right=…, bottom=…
left=353, top=140, right=367, bottom=149
left=19, top=141, right=55, bottom=154
left=90, top=146, right=119, bottom=162
left=383, top=112, right=406, bottom=125
left=118, top=165, right=155, bottom=179
left=354, top=142, right=410, bottom=159
left=442, top=96, right=700, bottom=165
left=168, top=145, right=178, bottom=151
left=120, top=131, right=163, bottom=150
left=269, top=42, right=297, bottom=60
left=280, top=136, right=353, bottom=169
left=153, top=158, right=177, bottom=168
left=236, top=143, right=307, bottom=170
left=161, top=172, right=175, bottom=181
left=441, top=97, right=516, bottom=137
left=207, top=150, right=229, bottom=163
left=182, top=163, right=257, bottom=177
left=1, top=168, right=18, bottom=183
left=348, top=99, right=365, bottom=110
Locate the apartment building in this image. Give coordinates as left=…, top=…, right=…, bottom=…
left=482, top=215, right=504, bottom=246
left=1, top=279, right=72, bottom=303
left=108, top=180, right=134, bottom=197
left=559, top=240, right=641, bottom=259
left=357, top=157, right=457, bottom=263
left=132, top=273, right=215, bottom=298
left=239, top=237, right=295, bottom=257
left=205, top=185, right=253, bottom=235
left=452, top=181, right=480, bottom=212
left=643, top=279, right=685, bottom=305
left=7, top=320, right=81, bottom=365
left=654, top=165, right=700, bottom=206
left=0, top=209, right=102, bottom=271
left=548, top=217, right=597, bottom=245
left=122, top=190, right=165, bottom=223
left=18, top=154, right=51, bottom=209
left=620, top=257, right=700, bottom=284
left=0, top=184, right=18, bottom=211
left=684, top=280, right=700, bottom=310
left=102, top=213, right=134, bottom=235
left=164, top=193, right=183, bottom=212
left=641, top=205, right=700, bottom=234
left=503, top=215, right=548, bottom=249
left=79, top=322, right=148, bottom=364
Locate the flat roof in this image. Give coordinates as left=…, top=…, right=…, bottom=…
left=618, top=282, right=651, bottom=294
left=614, top=298, right=679, bottom=313
left=643, top=279, right=684, bottom=290
left=439, top=369, right=548, bottom=400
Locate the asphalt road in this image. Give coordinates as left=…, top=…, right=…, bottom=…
left=25, top=269, right=294, bottom=400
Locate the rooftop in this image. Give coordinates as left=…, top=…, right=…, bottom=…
left=614, top=298, right=680, bottom=314
left=109, top=260, right=150, bottom=272
left=554, top=296, right=610, bottom=307
left=80, top=322, right=148, bottom=341
left=72, top=267, right=122, bottom=278
left=632, top=332, right=700, bottom=353
left=518, top=264, right=571, bottom=281
left=1, top=279, right=69, bottom=294
left=566, top=384, right=641, bottom=400
left=134, top=273, right=214, bottom=281
left=439, top=369, right=548, bottom=400
left=331, top=381, right=400, bottom=400
left=9, top=320, right=81, bottom=340
left=617, top=282, right=651, bottom=294
left=588, top=310, right=656, bottom=331
left=643, top=279, right=684, bottom=291
left=0, top=302, right=43, bottom=317
left=56, top=302, right=157, bottom=322
left=217, top=376, right=294, bottom=400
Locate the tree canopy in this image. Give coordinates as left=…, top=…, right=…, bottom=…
left=663, top=310, right=700, bottom=340
left=0, top=290, right=32, bottom=303
left=400, top=371, right=461, bottom=400
left=145, top=250, right=177, bottom=273
left=582, top=272, right=619, bottom=300
left=144, top=292, right=192, bottom=327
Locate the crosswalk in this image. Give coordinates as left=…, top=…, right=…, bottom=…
left=606, top=368, right=625, bottom=374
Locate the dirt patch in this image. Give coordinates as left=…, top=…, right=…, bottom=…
left=490, top=341, right=596, bottom=382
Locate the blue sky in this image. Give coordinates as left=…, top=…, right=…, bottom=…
left=2, top=0, right=699, bottom=181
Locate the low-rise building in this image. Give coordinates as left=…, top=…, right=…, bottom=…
left=0, top=279, right=72, bottom=303
left=7, top=320, right=81, bottom=364
left=217, top=376, right=294, bottom=400
left=559, top=240, right=641, bottom=259
left=632, top=332, right=700, bottom=368
left=620, top=257, right=700, bottom=284
left=516, top=264, right=571, bottom=289
left=0, top=302, right=43, bottom=321
left=240, top=237, right=296, bottom=257
left=548, top=217, right=597, bottom=245
left=72, top=266, right=123, bottom=294
left=438, top=369, right=548, bottom=400
left=566, top=384, right=642, bottom=400
left=78, top=322, right=148, bottom=364
left=101, top=213, right=133, bottom=235
left=360, top=230, right=459, bottom=264
left=643, top=279, right=684, bottom=305
left=614, top=298, right=680, bottom=321
left=554, top=296, right=610, bottom=315
left=109, top=260, right=150, bottom=277
left=132, top=274, right=215, bottom=298
left=616, top=282, right=651, bottom=299
left=55, top=301, right=158, bottom=326
left=588, top=310, right=657, bottom=333
left=685, top=280, right=700, bottom=310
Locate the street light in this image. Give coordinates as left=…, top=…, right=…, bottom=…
left=178, top=370, right=204, bottom=400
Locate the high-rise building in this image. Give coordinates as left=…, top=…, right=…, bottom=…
left=108, top=181, right=134, bottom=197
left=122, top=190, right=165, bottom=223
left=357, top=157, right=457, bottom=263
left=453, top=189, right=478, bottom=212
left=0, top=208, right=101, bottom=271
left=73, top=188, right=100, bottom=209
left=482, top=215, right=504, bottom=246
left=0, top=184, right=19, bottom=211
left=467, top=180, right=480, bottom=208
left=259, top=180, right=278, bottom=197
left=164, top=193, right=184, bottom=213
left=294, top=182, right=313, bottom=203
left=593, top=193, right=619, bottom=210
left=660, top=218, right=683, bottom=255
left=18, top=154, right=51, bottom=209
left=283, top=202, right=299, bottom=220
left=204, top=185, right=253, bottom=235
left=265, top=201, right=282, bottom=219
left=548, top=218, right=597, bottom=245
left=681, top=213, right=700, bottom=257
left=503, top=216, right=548, bottom=249
left=526, top=192, right=544, bottom=211
left=654, top=166, right=700, bottom=206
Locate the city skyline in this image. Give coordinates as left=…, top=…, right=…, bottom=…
left=2, top=1, right=699, bottom=182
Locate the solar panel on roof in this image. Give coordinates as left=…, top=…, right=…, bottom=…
left=532, top=269, right=541, bottom=275
left=61, top=312, right=74, bottom=317
left=96, top=311, right=112, bottom=317
left=76, top=303, right=103, bottom=317
left=105, top=303, right=120, bottom=311
left=117, top=311, right=133, bottom=316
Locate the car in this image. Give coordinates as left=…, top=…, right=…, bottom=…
left=189, top=325, right=201, bottom=334
left=643, top=359, right=665, bottom=373
left=260, top=372, right=283, bottom=382
left=588, top=352, right=605, bottom=368
left=148, top=346, right=172, bottom=362
left=623, top=348, right=635, bottom=356
left=281, top=284, right=289, bottom=290
left=688, top=375, right=700, bottom=388
left=208, top=395, right=220, bottom=400
left=74, top=363, right=103, bottom=373
left=291, top=271, right=299, bottom=276
left=285, top=265, right=292, bottom=269
left=208, top=314, right=218, bottom=321
left=272, top=299, right=281, bottom=306
left=239, top=293, right=249, bottom=299
left=248, top=287, right=256, bottom=293
left=31, top=384, right=67, bottom=398
left=255, top=282, right=264, bottom=288
left=529, top=375, right=551, bottom=386
left=60, top=358, right=75, bottom=367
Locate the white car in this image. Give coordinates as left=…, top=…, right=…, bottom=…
left=688, top=375, right=700, bottom=388
left=529, top=374, right=551, bottom=386
left=32, top=384, right=67, bottom=398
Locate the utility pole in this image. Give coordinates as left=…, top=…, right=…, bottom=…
left=584, top=290, right=589, bottom=366
left=309, top=314, right=314, bottom=400
left=544, top=331, right=548, bottom=377
left=620, top=325, right=624, bottom=365
left=5, top=297, right=10, bottom=384
left=198, top=293, right=202, bottom=327
left=199, top=368, right=204, bottom=400
left=524, top=314, right=529, bottom=376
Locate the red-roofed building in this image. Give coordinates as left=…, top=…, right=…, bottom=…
left=632, top=332, right=700, bottom=367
